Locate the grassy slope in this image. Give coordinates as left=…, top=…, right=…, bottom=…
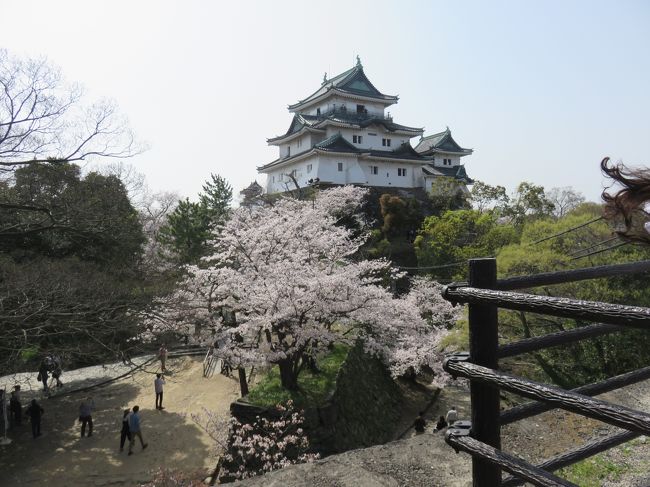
left=246, top=345, right=350, bottom=408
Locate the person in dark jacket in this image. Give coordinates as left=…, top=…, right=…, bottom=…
left=9, top=385, right=22, bottom=426
left=413, top=411, right=426, bottom=434
left=38, top=360, right=49, bottom=393
left=26, top=399, right=44, bottom=438
left=79, top=397, right=94, bottom=437
left=51, top=355, right=63, bottom=388
left=120, top=409, right=131, bottom=452
left=434, top=415, right=448, bottom=432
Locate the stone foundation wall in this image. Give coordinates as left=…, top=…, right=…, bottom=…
left=230, top=342, right=403, bottom=456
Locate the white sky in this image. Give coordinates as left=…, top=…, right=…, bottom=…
left=2, top=0, right=649, bottom=202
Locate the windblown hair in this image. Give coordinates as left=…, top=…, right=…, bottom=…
left=601, top=157, right=650, bottom=244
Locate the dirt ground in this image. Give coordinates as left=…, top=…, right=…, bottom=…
left=0, top=357, right=240, bottom=487
left=4, top=358, right=647, bottom=487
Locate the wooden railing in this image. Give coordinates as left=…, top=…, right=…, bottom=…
left=441, top=258, right=650, bottom=487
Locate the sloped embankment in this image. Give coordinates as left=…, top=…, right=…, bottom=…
left=232, top=342, right=404, bottom=456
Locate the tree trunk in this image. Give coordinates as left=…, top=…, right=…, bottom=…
left=238, top=368, right=249, bottom=396
left=278, top=359, right=299, bottom=390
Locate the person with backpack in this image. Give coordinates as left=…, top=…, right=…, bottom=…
left=51, top=355, right=63, bottom=388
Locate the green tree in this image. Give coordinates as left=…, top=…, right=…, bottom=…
left=158, top=198, right=211, bottom=265
left=496, top=204, right=650, bottom=387
left=470, top=180, right=509, bottom=214
left=0, top=163, right=153, bottom=375
left=414, top=209, right=518, bottom=280
left=199, top=174, right=233, bottom=231
left=504, top=181, right=555, bottom=225
left=1, top=162, right=144, bottom=267
left=158, top=173, right=232, bottom=265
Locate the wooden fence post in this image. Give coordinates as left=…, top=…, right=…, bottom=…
left=468, top=258, right=501, bottom=486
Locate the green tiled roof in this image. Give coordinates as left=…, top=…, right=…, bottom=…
left=268, top=111, right=422, bottom=143
left=314, top=133, right=361, bottom=152
left=415, top=127, right=472, bottom=155
left=258, top=135, right=427, bottom=171
left=380, top=142, right=426, bottom=160
left=288, top=64, right=398, bottom=110
left=422, top=164, right=474, bottom=184
left=267, top=114, right=324, bottom=143
left=325, top=111, right=422, bottom=133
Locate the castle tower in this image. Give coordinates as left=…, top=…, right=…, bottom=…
left=258, top=59, right=473, bottom=194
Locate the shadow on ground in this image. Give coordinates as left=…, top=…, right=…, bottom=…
left=0, top=358, right=234, bottom=487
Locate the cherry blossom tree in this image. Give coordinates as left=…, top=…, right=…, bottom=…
left=191, top=401, right=319, bottom=482
left=148, top=186, right=459, bottom=390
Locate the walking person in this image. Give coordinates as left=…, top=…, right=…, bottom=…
left=120, top=409, right=131, bottom=452
left=51, top=355, right=63, bottom=388
left=154, top=374, right=165, bottom=410
left=9, top=385, right=22, bottom=427
left=446, top=406, right=458, bottom=426
left=158, top=344, right=168, bottom=373
left=128, top=405, right=148, bottom=455
left=26, top=399, right=44, bottom=438
left=38, top=360, right=49, bottom=393
left=79, top=397, right=95, bottom=437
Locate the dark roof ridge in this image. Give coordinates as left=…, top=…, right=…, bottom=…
left=289, top=64, right=397, bottom=110
left=314, top=132, right=362, bottom=152
left=392, top=142, right=425, bottom=158
left=419, top=126, right=451, bottom=142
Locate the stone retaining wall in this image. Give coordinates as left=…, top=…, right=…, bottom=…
left=230, top=341, right=403, bottom=456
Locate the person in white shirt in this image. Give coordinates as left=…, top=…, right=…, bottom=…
left=445, top=406, right=458, bottom=425
left=154, top=374, right=165, bottom=410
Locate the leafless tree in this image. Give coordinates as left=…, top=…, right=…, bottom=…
left=547, top=186, right=585, bottom=218
left=0, top=49, right=143, bottom=173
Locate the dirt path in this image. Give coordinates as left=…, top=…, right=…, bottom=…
left=0, top=357, right=240, bottom=487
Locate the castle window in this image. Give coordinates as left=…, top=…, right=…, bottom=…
left=297, top=138, right=302, bottom=148
left=307, top=164, right=312, bottom=173
left=370, top=166, right=378, bottom=175
left=356, top=104, right=365, bottom=114
left=382, top=138, right=391, bottom=147
left=316, top=108, right=321, bottom=116
left=398, top=168, right=407, bottom=176
left=338, top=162, right=343, bottom=172
left=287, top=146, right=291, bottom=157
left=353, top=135, right=363, bottom=144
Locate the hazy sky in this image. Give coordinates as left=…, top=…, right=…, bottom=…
left=2, top=0, right=649, bottom=202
